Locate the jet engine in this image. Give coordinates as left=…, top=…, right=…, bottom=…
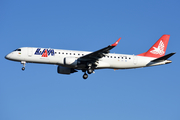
left=64, top=57, right=78, bottom=67
left=57, top=66, right=77, bottom=74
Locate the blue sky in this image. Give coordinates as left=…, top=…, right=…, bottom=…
left=1, top=0, right=180, bottom=120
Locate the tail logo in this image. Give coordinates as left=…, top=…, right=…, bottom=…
left=150, top=40, right=165, bottom=55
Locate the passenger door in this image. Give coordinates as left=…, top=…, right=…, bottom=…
left=28, top=47, right=33, bottom=57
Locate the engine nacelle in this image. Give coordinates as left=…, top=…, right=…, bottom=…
left=57, top=66, right=77, bottom=75
left=64, top=57, right=78, bottom=67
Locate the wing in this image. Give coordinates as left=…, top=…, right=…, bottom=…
left=79, top=38, right=121, bottom=62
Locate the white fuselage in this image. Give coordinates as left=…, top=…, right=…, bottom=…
left=5, top=47, right=171, bottom=70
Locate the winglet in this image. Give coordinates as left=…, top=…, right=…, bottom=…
left=111, top=38, right=121, bottom=46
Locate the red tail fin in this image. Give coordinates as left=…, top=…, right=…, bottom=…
left=138, top=35, right=170, bottom=58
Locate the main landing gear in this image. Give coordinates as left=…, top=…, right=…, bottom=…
left=21, top=61, right=26, bottom=71
left=83, top=69, right=94, bottom=79
left=82, top=64, right=94, bottom=79
left=83, top=73, right=88, bottom=79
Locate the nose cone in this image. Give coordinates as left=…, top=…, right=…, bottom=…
left=5, top=53, right=11, bottom=60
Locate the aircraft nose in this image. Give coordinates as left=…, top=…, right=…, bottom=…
left=5, top=53, right=11, bottom=60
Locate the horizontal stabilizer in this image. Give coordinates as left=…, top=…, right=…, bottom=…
left=151, top=52, right=176, bottom=62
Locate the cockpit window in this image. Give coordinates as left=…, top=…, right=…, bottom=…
left=14, top=49, right=21, bottom=51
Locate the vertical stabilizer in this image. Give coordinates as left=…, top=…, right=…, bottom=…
left=138, top=35, right=170, bottom=58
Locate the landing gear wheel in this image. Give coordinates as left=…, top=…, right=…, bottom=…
left=21, top=61, right=26, bottom=71
left=22, top=67, right=25, bottom=71
left=83, top=73, right=88, bottom=79
left=87, top=69, right=93, bottom=74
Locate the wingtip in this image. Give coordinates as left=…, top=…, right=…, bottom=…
left=111, top=37, right=121, bottom=46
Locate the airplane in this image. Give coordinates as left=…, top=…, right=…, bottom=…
left=5, top=35, right=175, bottom=79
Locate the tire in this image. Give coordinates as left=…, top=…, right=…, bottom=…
left=83, top=74, right=88, bottom=79
left=87, top=69, right=93, bottom=74
left=22, top=67, right=25, bottom=71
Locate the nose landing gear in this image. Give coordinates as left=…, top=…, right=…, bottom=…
left=21, top=61, right=26, bottom=71
left=21, top=66, right=26, bottom=71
